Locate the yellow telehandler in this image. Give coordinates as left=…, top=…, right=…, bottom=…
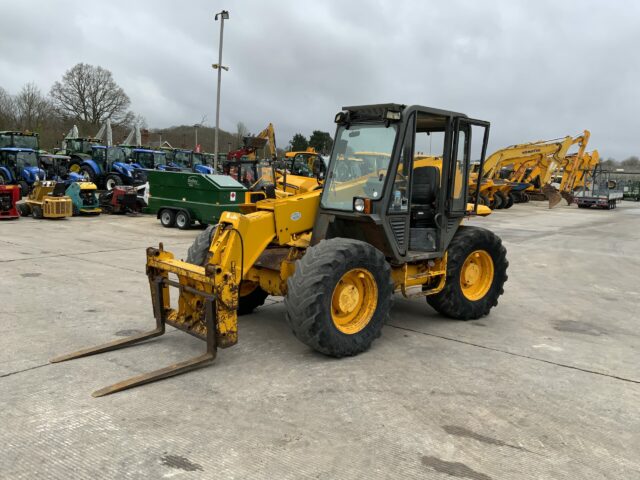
left=53, top=104, right=509, bottom=397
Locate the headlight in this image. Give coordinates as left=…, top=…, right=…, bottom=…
left=354, top=198, right=365, bottom=212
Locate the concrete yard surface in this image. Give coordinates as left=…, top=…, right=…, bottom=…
left=1, top=202, right=639, bottom=479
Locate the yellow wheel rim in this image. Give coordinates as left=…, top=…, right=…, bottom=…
left=70, top=164, right=81, bottom=173
left=460, top=250, right=494, bottom=301
left=239, top=281, right=257, bottom=297
left=331, top=268, right=378, bottom=334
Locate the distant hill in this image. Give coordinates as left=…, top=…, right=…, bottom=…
left=149, top=125, right=241, bottom=154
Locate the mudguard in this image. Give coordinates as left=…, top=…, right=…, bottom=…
left=0, top=166, right=15, bottom=183
left=195, top=165, right=214, bottom=174
left=112, top=162, right=134, bottom=177
left=82, top=159, right=102, bottom=176
left=21, top=166, right=45, bottom=184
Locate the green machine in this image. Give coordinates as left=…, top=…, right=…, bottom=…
left=145, top=170, right=248, bottom=229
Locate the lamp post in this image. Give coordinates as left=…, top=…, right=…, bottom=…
left=213, top=10, right=229, bottom=172
left=193, top=124, right=200, bottom=149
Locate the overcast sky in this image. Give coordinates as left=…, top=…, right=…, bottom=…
left=2, top=0, right=639, bottom=158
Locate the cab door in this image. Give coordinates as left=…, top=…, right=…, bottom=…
left=447, top=118, right=490, bottom=217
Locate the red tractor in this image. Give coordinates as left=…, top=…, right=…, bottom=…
left=0, top=184, right=20, bottom=219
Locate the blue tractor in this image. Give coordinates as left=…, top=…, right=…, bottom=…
left=163, top=148, right=215, bottom=174
left=72, top=146, right=143, bottom=190
left=0, top=147, right=45, bottom=195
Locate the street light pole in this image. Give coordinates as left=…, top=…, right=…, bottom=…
left=213, top=10, right=229, bottom=173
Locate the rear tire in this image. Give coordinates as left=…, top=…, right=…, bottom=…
left=285, top=238, right=393, bottom=357
left=237, top=283, right=269, bottom=315
left=479, top=193, right=490, bottom=206
left=159, top=209, right=175, bottom=227
left=185, top=225, right=269, bottom=314
left=427, top=226, right=508, bottom=320
left=32, top=205, right=43, bottom=219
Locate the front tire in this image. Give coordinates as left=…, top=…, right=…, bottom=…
left=18, top=181, right=29, bottom=197
left=427, top=226, right=508, bottom=320
left=285, top=238, right=393, bottom=357
left=105, top=174, right=123, bottom=191
left=80, top=165, right=96, bottom=182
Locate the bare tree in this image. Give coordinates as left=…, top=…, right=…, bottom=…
left=0, top=86, right=17, bottom=128
left=14, top=83, right=52, bottom=131
left=49, top=63, right=131, bottom=125
left=236, top=121, right=249, bottom=148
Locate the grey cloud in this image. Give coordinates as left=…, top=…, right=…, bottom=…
left=1, top=0, right=639, bottom=158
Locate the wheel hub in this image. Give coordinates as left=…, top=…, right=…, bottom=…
left=336, top=284, right=360, bottom=314
left=460, top=250, right=494, bottom=301
left=331, top=268, right=377, bottom=334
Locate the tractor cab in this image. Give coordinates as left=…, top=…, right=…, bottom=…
left=315, top=104, right=489, bottom=260
left=130, top=149, right=171, bottom=170
left=0, top=147, right=45, bottom=193
left=164, top=149, right=214, bottom=174
left=284, top=150, right=327, bottom=179
left=38, top=154, right=77, bottom=181
left=0, top=131, right=40, bottom=150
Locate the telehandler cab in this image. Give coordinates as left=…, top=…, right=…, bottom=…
left=53, top=104, right=508, bottom=397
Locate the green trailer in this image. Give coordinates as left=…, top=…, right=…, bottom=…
left=145, top=170, right=247, bottom=229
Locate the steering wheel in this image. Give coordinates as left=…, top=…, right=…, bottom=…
left=335, top=163, right=350, bottom=181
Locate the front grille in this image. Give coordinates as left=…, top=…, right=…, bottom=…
left=389, top=217, right=406, bottom=249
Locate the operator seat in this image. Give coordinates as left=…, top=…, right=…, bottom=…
left=49, top=182, right=68, bottom=197
left=410, top=166, right=439, bottom=227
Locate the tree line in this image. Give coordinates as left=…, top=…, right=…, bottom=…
left=0, top=63, right=144, bottom=150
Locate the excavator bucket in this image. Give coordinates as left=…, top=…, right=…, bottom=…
left=50, top=245, right=219, bottom=397
left=560, top=190, right=575, bottom=205
left=542, top=184, right=563, bottom=209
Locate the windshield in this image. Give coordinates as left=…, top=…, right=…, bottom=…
left=0, top=133, right=39, bottom=150
left=321, top=124, right=397, bottom=210
left=136, top=152, right=155, bottom=168
left=13, top=151, right=38, bottom=169
left=154, top=153, right=167, bottom=166
left=192, top=153, right=203, bottom=166
left=14, top=135, right=39, bottom=150
left=173, top=151, right=190, bottom=167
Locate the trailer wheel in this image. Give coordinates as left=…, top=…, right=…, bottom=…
left=32, top=205, right=43, bottom=219
left=159, top=209, right=176, bottom=227
left=427, top=226, right=508, bottom=320
left=175, top=210, right=191, bottom=230
left=285, top=238, right=393, bottom=357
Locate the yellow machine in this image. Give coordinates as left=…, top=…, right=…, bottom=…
left=482, top=131, right=591, bottom=208
left=53, top=104, right=508, bottom=397
left=557, top=150, right=600, bottom=204
left=19, top=181, right=73, bottom=219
